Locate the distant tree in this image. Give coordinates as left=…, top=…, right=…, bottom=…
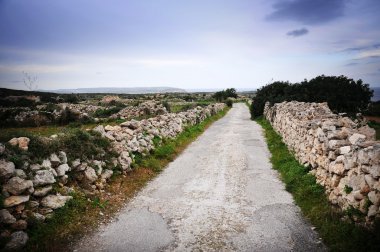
left=213, top=88, right=238, bottom=102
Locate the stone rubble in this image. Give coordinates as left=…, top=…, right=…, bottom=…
left=264, top=101, right=380, bottom=224
left=0, top=103, right=225, bottom=249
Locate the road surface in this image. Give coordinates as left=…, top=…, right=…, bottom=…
left=74, top=103, right=325, bottom=252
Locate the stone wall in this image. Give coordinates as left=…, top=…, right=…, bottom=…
left=264, top=101, right=380, bottom=223
left=0, top=103, right=225, bottom=250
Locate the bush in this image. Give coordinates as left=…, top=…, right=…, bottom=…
left=251, top=75, right=373, bottom=118
left=213, top=88, right=238, bottom=102
left=225, top=98, right=233, bottom=107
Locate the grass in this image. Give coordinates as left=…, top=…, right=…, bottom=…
left=367, top=121, right=380, bottom=140
left=255, top=116, right=380, bottom=251
left=24, top=107, right=229, bottom=251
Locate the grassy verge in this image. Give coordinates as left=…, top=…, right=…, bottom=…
left=255, top=117, right=380, bottom=252
left=25, top=107, right=229, bottom=251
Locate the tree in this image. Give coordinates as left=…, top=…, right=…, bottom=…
left=212, top=88, right=238, bottom=102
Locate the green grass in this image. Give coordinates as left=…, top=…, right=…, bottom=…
left=255, top=116, right=380, bottom=252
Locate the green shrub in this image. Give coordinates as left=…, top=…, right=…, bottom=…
left=251, top=75, right=373, bottom=118
left=225, top=98, right=233, bottom=107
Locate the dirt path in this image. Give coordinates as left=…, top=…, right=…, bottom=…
left=74, top=103, right=325, bottom=252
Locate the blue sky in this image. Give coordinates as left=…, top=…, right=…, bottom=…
left=0, top=0, right=379, bottom=90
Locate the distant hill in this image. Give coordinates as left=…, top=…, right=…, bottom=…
left=42, top=87, right=186, bottom=94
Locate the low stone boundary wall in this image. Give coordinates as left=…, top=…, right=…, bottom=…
left=264, top=101, right=380, bottom=224
left=0, top=103, right=225, bottom=249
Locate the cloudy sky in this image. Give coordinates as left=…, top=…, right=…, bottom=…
left=0, top=0, right=379, bottom=91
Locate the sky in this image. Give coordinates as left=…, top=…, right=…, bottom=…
left=0, top=0, right=379, bottom=91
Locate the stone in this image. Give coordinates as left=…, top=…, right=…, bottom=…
left=339, top=146, right=351, bottom=155
left=14, top=169, right=27, bottom=179
left=71, top=159, right=81, bottom=168
left=50, top=153, right=61, bottom=167
left=33, top=170, right=56, bottom=186
left=84, top=167, right=98, bottom=183
left=33, top=186, right=53, bottom=197
left=0, top=160, right=15, bottom=179
left=41, top=159, right=52, bottom=169
left=30, top=164, right=41, bottom=171
left=0, top=143, right=5, bottom=154
left=17, top=137, right=30, bottom=151
left=358, top=125, right=376, bottom=141
left=0, top=209, right=16, bottom=224
left=4, top=177, right=34, bottom=195
left=11, top=219, right=27, bottom=230
left=348, top=133, right=366, bottom=145
left=101, top=169, right=113, bottom=180
left=4, top=231, right=28, bottom=250
left=364, top=174, right=376, bottom=188
left=368, top=191, right=380, bottom=206
left=8, top=138, right=18, bottom=146
left=353, top=191, right=364, bottom=200
left=56, top=163, right=70, bottom=177
left=367, top=205, right=378, bottom=218
left=59, top=151, right=68, bottom=164
left=40, top=195, right=73, bottom=209
left=329, top=163, right=345, bottom=175
left=370, top=165, right=380, bottom=178
left=31, top=212, right=45, bottom=222
left=3, top=195, right=30, bottom=208
left=28, top=201, right=39, bottom=208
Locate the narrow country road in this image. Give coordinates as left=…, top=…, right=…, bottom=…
left=75, top=103, right=325, bottom=252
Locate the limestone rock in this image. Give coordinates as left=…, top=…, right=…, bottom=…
left=100, top=169, right=113, bottom=180
left=0, top=160, right=15, bottom=179
left=11, top=219, right=27, bottom=230
left=33, top=186, right=53, bottom=197
left=368, top=191, right=380, bottom=206
left=59, top=151, right=68, bottom=164
left=40, top=195, right=73, bottom=209
left=17, top=137, right=30, bottom=151
left=56, top=163, right=70, bottom=177
left=0, top=143, right=5, bottom=154
left=368, top=205, right=378, bottom=218
left=50, top=153, right=61, bottom=167
left=349, top=133, right=366, bottom=145
left=4, top=231, right=28, bottom=250
left=33, top=170, right=56, bottom=186
left=4, top=177, right=34, bottom=195
left=3, top=195, right=30, bottom=208
left=0, top=209, right=16, bottom=224
left=84, top=167, right=98, bottom=183
left=14, top=169, right=27, bottom=179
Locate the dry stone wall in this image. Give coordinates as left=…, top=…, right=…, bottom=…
left=0, top=103, right=225, bottom=249
left=264, top=101, right=380, bottom=224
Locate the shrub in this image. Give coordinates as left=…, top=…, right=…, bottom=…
left=225, top=98, right=233, bottom=107
left=251, top=75, right=373, bottom=118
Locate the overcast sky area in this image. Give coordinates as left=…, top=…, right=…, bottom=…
left=0, top=0, right=379, bottom=91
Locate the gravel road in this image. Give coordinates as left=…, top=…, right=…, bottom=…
left=74, top=103, right=325, bottom=252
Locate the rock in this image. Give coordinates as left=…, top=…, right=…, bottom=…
left=40, top=195, right=73, bottom=209
left=348, top=133, right=366, bottom=145
left=4, top=177, right=34, bottom=195
left=71, top=159, right=81, bottom=168
left=368, top=205, right=378, bottom=218
left=30, top=164, right=41, bottom=171
left=17, top=137, right=30, bottom=151
left=93, top=125, right=105, bottom=135
left=370, top=165, right=380, bottom=178
left=56, top=164, right=70, bottom=177
left=14, top=169, right=27, bottom=179
left=50, top=153, right=61, bottom=167
left=84, top=167, right=98, bottom=183
left=33, top=186, right=53, bottom=197
left=0, top=209, right=16, bottom=224
left=30, top=212, right=45, bottom=222
left=329, top=163, right=345, bottom=175
left=4, top=231, right=28, bottom=250
left=358, top=125, right=376, bottom=141
left=11, top=220, right=27, bottom=230
left=28, top=201, right=39, bottom=208
left=3, top=195, right=30, bottom=208
left=368, top=191, right=380, bottom=206
left=59, top=151, right=68, bottom=164
left=101, top=169, right=113, bottom=180
left=41, top=159, right=52, bottom=169
left=0, top=160, right=15, bottom=179
left=353, top=191, right=364, bottom=200
left=33, top=170, right=56, bottom=186
left=339, top=146, right=351, bottom=155
left=8, top=138, right=18, bottom=146
left=0, top=143, right=5, bottom=154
